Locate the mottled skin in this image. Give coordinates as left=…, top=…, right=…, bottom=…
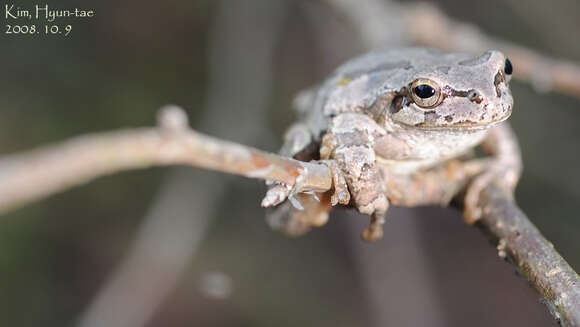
left=262, top=47, right=521, bottom=241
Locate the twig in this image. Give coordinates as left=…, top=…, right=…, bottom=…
left=323, top=0, right=580, bottom=98
left=478, top=185, right=580, bottom=326
left=0, top=106, right=330, bottom=216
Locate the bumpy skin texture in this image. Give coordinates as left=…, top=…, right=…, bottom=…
left=263, top=47, right=521, bottom=242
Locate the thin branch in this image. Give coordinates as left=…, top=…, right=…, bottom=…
left=0, top=106, right=330, bottom=216
left=478, top=185, right=580, bottom=326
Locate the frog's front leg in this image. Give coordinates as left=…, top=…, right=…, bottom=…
left=321, top=113, right=389, bottom=242
left=464, top=122, right=522, bottom=223
left=261, top=121, right=348, bottom=209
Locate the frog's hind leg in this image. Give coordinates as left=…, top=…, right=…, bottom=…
left=463, top=122, right=522, bottom=224
left=278, top=122, right=318, bottom=160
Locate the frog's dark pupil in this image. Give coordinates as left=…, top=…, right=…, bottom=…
left=413, top=84, right=435, bottom=98
left=504, top=58, right=513, bottom=75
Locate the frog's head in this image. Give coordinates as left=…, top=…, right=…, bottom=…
left=389, top=50, right=513, bottom=130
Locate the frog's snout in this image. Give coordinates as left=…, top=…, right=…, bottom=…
left=484, top=82, right=513, bottom=123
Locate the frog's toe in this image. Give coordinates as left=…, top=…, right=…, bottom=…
left=361, top=213, right=386, bottom=242
left=358, top=195, right=389, bottom=242
left=261, top=183, right=291, bottom=208
left=320, top=160, right=350, bottom=206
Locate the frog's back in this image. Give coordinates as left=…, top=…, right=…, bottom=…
left=330, top=47, right=432, bottom=79
left=303, top=48, right=461, bottom=138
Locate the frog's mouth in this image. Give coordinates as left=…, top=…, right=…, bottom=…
left=412, top=111, right=511, bottom=131
left=389, top=90, right=513, bottom=131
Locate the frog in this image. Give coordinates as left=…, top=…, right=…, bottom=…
left=261, top=47, right=522, bottom=242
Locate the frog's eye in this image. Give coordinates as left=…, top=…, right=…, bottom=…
left=410, top=79, right=442, bottom=108
left=504, top=58, right=513, bottom=75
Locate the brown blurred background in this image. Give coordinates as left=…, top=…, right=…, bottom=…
left=0, top=0, right=579, bottom=326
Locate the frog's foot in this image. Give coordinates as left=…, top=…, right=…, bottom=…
left=463, top=161, right=520, bottom=224
left=261, top=182, right=312, bottom=211
left=261, top=160, right=350, bottom=210
left=361, top=212, right=386, bottom=242
left=320, top=160, right=350, bottom=206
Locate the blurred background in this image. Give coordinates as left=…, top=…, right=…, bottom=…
left=1, top=0, right=579, bottom=326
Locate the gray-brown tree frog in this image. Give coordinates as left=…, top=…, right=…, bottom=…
left=262, top=47, right=521, bottom=242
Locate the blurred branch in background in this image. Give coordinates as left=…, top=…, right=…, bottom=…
left=77, top=1, right=288, bottom=326
left=77, top=169, right=215, bottom=327
left=324, top=0, right=580, bottom=98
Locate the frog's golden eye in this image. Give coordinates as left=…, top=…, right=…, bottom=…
left=410, top=79, right=443, bottom=108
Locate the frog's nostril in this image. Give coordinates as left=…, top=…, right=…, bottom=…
left=389, top=95, right=405, bottom=114
left=467, top=89, right=483, bottom=103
